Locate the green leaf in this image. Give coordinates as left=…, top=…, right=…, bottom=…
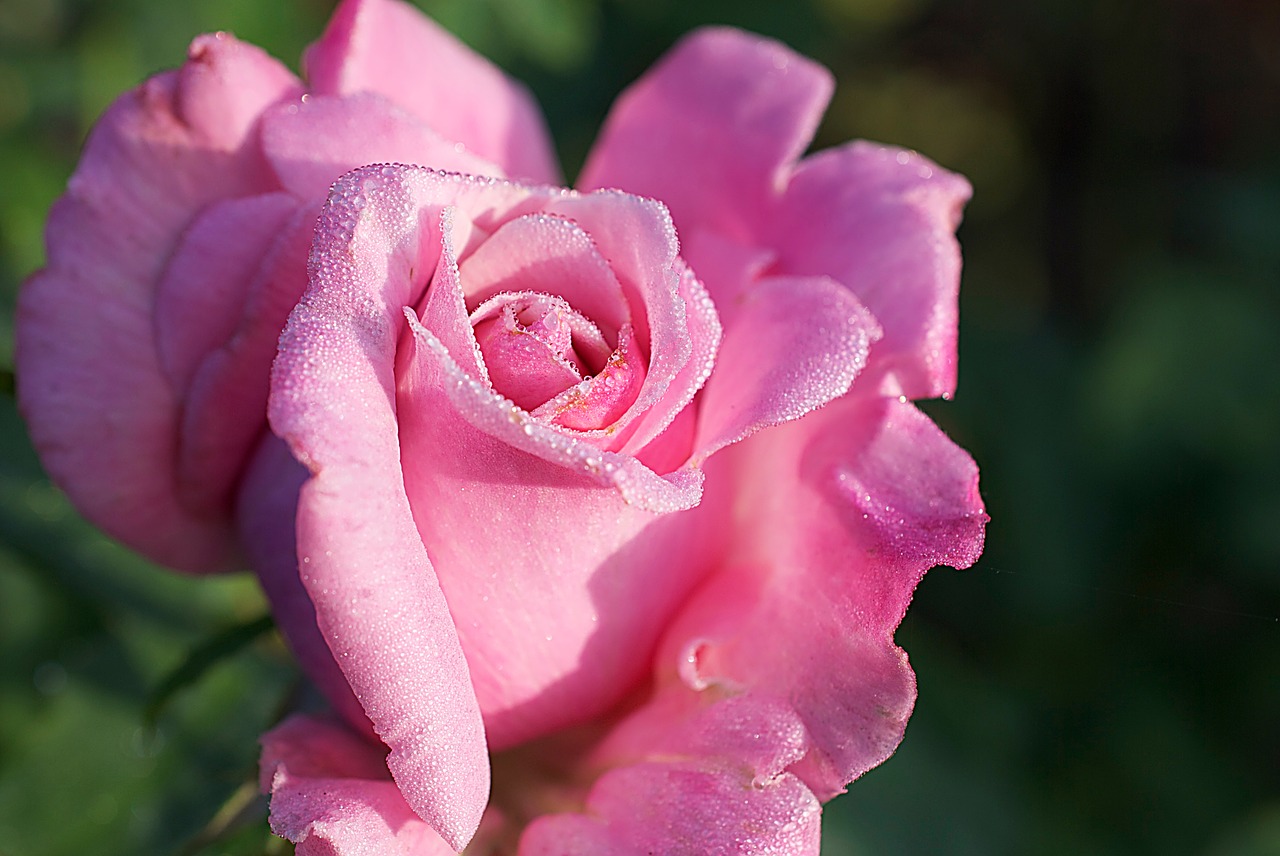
left=145, top=614, right=276, bottom=728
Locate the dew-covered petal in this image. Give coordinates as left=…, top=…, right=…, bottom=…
left=274, top=163, right=709, bottom=757
left=415, top=205, right=487, bottom=382
left=536, top=191, right=682, bottom=354
left=458, top=213, right=630, bottom=340
left=16, top=32, right=299, bottom=572
left=270, top=171, right=492, bottom=852
left=303, top=0, right=557, bottom=183
left=262, top=716, right=457, bottom=856
left=239, top=437, right=371, bottom=736
left=656, top=395, right=987, bottom=797
left=692, top=275, right=880, bottom=463
left=533, top=323, right=646, bottom=432
left=473, top=296, right=586, bottom=410
left=772, top=141, right=971, bottom=399
left=579, top=27, right=832, bottom=243
left=532, top=191, right=694, bottom=447
left=397, top=314, right=710, bottom=749
left=619, top=261, right=721, bottom=461
left=518, top=758, right=821, bottom=855
left=260, top=91, right=501, bottom=199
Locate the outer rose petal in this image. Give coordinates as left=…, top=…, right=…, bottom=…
left=657, top=395, right=987, bottom=797
left=263, top=716, right=457, bottom=856
left=772, top=142, right=972, bottom=399
left=176, top=207, right=314, bottom=516
left=579, top=27, right=832, bottom=243
left=303, top=0, right=558, bottom=184
left=153, top=193, right=297, bottom=392
left=16, top=33, right=299, bottom=572
left=260, top=92, right=501, bottom=199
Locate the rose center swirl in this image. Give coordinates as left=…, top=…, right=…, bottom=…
left=468, top=288, right=646, bottom=433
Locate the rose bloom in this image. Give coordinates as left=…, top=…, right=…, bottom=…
left=17, top=1, right=987, bottom=853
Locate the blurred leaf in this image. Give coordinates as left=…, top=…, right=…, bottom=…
left=145, top=614, right=276, bottom=728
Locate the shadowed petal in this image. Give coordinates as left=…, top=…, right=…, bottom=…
left=261, top=92, right=501, bottom=199
left=16, top=32, right=299, bottom=572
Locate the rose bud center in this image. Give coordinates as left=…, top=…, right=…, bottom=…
left=469, top=289, right=646, bottom=434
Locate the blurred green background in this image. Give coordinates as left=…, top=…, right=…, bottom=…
left=1, top=0, right=1277, bottom=853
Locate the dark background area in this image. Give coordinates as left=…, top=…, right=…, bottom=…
left=1, top=0, right=1277, bottom=853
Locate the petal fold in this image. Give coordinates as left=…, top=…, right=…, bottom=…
left=263, top=716, right=457, bottom=856
left=772, top=141, right=972, bottom=399
left=656, top=395, right=987, bottom=797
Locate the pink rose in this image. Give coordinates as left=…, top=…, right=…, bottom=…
left=251, top=157, right=881, bottom=848
left=249, top=17, right=986, bottom=856
left=17, top=0, right=556, bottom=573
left=17, top=0, right=987, bottom=852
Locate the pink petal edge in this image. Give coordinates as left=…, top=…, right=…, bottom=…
left=16, top=32, right=300, bottom=572
left=580, top=26, right=832, bottom=243
left=303, top=0, right=558, bottom=184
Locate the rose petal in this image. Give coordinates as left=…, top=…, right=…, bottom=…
left=153, top=192, right=298, bottom=391
left=772, top=141, right=972, bottom=399
left=275, top=163, right=713, bottom=766
left=473, top=296, right=586, bottom=410
left=677, top=227, right=776, bottom=319
left=518, top=759, right=821, bottom=855
left=399, top=314, right=708, bottom=748
left=239, top=437, right=371, bottom=736
left=586, top=688, right=811, bottom=785
left=16, top=32, right=299, bottom=572
left=270, top=172, right=492, bottom=851
left=177, top=206, right=313, bottom=516
left=414, top=205, right=488, bottom=383
left=533, top=323, right=646, bottom=431
left=536, top=191, right=681, bottom=354
left=260, top=91, right=502, bottom=199
left=692, top=275, right=881, bottom=462
left=619, top=260, right=721, bottom=461
left=263, top=717, right=456, bottom=856
left=534, top=191, right=695, bottom=447
left=579, top=26, right=832, bottom=242
left=657, top=395, right=987, bottom=797
left=303, top=0, right=557, bottom=183
left=261, top=715, right=391, bottom=788
left=458, top=212, right=630, bottom=341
